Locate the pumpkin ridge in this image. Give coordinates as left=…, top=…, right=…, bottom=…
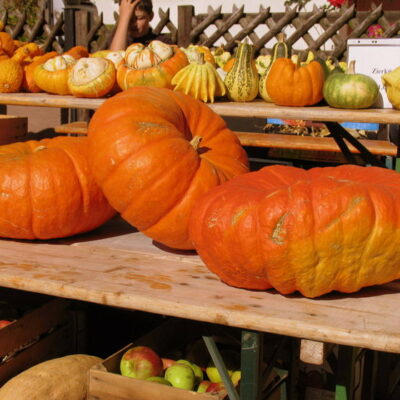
left=115, top=137, right=201, bottom=223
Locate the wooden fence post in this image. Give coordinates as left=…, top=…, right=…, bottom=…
left=177, top=5, right=194, bottom=47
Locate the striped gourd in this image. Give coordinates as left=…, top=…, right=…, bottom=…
left=224, top=42, right=258, bottom=102
left=259, top=33, right=291, bottom=102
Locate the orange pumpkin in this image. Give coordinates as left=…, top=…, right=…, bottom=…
left=11, top=42, right=43, bottom=64
left=117, top=41, right=188, bottom=90
left=64, top=45, right=89, bottom=60
left=0, top=136, right=115, bottom=240
left=0, top=58, right=23, bottom=92
left=0, top=32, right=15, bottom=59
left=266, top=58, right=324, bottom=106
left=189, top=164, right=400, bottom=298
left=68, top=57, right=116, bottom=98
left=33, top=54, right=76, bottom=95
left=87, top=86, right=249, bottom=250
left=22, top=51, right=58, bottom=92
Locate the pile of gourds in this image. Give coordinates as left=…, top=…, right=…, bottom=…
left=0, top=27, right=391, bottom=108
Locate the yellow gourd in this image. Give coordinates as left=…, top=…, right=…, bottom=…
left=171, top=52, right=226, bottom=103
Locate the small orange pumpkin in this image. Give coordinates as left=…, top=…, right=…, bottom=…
left=11, top=42, right=43, bottom=64
left=266, top=58, right=324, bottom=107
left=33, top=54, right=76, bottom=95
left=0, top=136, right=115, bottom=240
left=117, top=40, right=188, bottom=90
left=0, top=58, right=23, bottom=93
left=64, top=45, right=89, bottom=60
left=0, top=32, right=15, bottom=59
left=22, top=51, right=58, bottom=92
left=68, top=57, right=116, bottom=98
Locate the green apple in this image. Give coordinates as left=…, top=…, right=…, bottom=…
left=146, top=376, right=172, bottom=386
left=231, top=370, right=241, bottom=386
left=176, top=359, right=204, bottom=383
left=164, top=363, right=195, bottom=390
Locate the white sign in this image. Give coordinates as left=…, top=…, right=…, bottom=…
left=347, top=38, right=400, bottom=108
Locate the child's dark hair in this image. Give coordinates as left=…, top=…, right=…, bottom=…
left=136, top=0, right=153, bottom=15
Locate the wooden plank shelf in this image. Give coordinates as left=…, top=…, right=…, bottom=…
left=0, top=217, right=399, bottom=355
left=1, top=93, right=400, bottom=124
left=54, top=121, right=398, bottom=156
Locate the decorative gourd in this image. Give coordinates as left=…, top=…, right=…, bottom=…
left=117, top=40, right=189, bottom=90
left=0, top=354, right=102, bottom=400
left=224, top=41, right=259, bottom=102
left=87, top=86, right=249, bottom=250
left=0, top=32, right=15, bottom=59
left=382, top=65, right=400, bottom=110
left=266, top=58, right=324, bottom=106
left=212, top=46, right=232, bottom=69
left=91, top=50, right=125, bottom=69
left=11, top=42, right=43, bottom=64
left=189, top=164, right=400, bottom=298
left=63, top=45, right=89, bottom=60
left=0, top=136, right=115, bottom=240
left=222, top=57, right=235, bottom=72
left=323, top=60, right=379, bottom=109
left=255, top=54, right=272, bottom=75
left=171, top=52, right=226, bottom=103
left=182, top=45, right=216, bottom=66
left=33, top=54, right=76, bottom=95
left=259, top=33, right=291, bottom=102
left=68, top=57, right=116, bottom=98
left=0, top=58, right=23, bottom=93
left=22, top=51, right=58, bottom=93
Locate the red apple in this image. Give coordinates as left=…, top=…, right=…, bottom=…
left=120, top=346, right=163, bottom=380
left=161, top=357, right=176, bottom=370
left=0, top=320, right=13, bottom=329
left=197, top=380, right=212, bottom=393
left=206, top=382, right=225, bottom=393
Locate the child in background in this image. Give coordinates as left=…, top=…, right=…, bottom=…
left=109, top=0, right=172, bottom=50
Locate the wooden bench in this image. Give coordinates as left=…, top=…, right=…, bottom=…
left=54, top=121, right=398, bottom=157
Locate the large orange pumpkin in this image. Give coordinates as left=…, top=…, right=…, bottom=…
left=189, top=164, right=400, bottom=298
left=266, top=58, right=324, bottom=106
left=0, top=136, right=115, bottom=239
left=87, top=86, right=249, bottom=250
left=117, top=41, right=188, bottom=90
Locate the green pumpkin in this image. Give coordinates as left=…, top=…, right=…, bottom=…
left=323, top=60, right=379, bottom=109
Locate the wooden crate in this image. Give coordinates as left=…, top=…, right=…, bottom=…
left=88, top=318, right=232, bottom=400
left=0, top=289, right=84, bottom=385
left=0, top=115, right=28, bottom=145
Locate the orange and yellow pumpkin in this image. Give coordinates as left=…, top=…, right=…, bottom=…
left=68, top=57, right=116, bottom=98
left=189, top=164, right=400, bottom=298
left=87, top=86, right=249, bottom=250
left=0, top=58, right=23, bottom=93
left=0, top=136, right=115, bottom=239
left=117, top=40, right=188, bottom=90
left=33, top=54, right=76, bottom=95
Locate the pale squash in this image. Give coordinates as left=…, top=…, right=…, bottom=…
left=0, top=354, right=102, bottom=400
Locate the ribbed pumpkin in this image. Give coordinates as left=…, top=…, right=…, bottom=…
left=0, top=136, right=115, bottom=240
left=117, top=40, right=188, bottom=90
left=266, top=58, right=325, bottom=106
left=68, top=57, right=116, bottom=98
left=259, top=33, right=291, bottom=102
left=224, top=41, right=259, bottom=102
left=22, top=51, right=58, bottom=93
left=34, top=54, right=76, bottom=95
left=87, top=86, right=249, bottom=250
left=189, top=164, right=400, bottom=298
left=0, top=58, right=23, bottom=93
left=171, top=52, right=226, bottom=103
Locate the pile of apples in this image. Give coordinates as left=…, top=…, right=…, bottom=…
left=119, top=345, right=241, bottom=394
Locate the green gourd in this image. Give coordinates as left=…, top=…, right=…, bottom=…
left=259, top=33, right=291, bottom=102
left=224, top=41, right=259, bottom=102
left=323, top=60, right=379, bottom=109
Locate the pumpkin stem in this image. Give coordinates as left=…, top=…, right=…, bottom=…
left=34, top=145, right=47, bottom=152
left=347, top=60, right=355, bottom=74
left=190, top=136, right=203, bottom=151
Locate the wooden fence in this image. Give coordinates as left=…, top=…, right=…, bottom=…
left=1, top=0, right=400, bottom=61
